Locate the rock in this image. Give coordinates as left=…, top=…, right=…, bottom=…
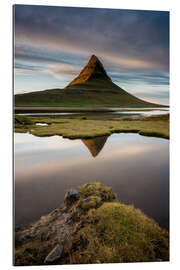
left=64, top=189, right=79, bottom=206
left=69, top=189, right=78, bottom=197
left=44, top=244, right=63, bottom=263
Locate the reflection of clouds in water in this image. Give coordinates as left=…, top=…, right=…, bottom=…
left=15, top=133, right=82, bottom=153
left=114, top=110, right=169, bottom=116
left=15, top=133, right=37, bottom=144
left=15, top=133, right=168, bottom=182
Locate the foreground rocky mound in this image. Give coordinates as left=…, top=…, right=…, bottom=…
left=14, top=182, right=169, bottom=265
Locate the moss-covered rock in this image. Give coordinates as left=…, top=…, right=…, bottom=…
left=14, top=182, right=169, bottom=265
left=79, top=195, right=102, bottom=210
left=70, top=202, right=169, bottom=263
left=78, top=182, right=118, bottom=202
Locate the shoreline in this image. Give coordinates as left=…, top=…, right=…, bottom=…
left=15, top=105, right=169, bottom=114
left=14, top=114, right=169, bottom=140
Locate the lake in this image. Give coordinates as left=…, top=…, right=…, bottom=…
left=14, top=132, right=169, bottom=230
left=17, top=107, right=169, bottom=121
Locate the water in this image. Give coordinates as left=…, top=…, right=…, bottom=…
left=14, top=132, right=169, bottom=230
left=113, top=110, right=169, bottom=116
left=20, top=113, right=81, bottom=116
left=16, top=107, right=169, bottom=118
left=109, top=107, right=169, bottom=110
left=19, top=110, right=168, bottom=118
left=35, top=123, right=48, bottom=126
left=18, top=108, right=169, bottom=120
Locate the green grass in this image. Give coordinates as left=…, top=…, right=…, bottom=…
left=14, top=114, right=169, bottom=139
left=78, top=182, right=118, bottom=202
left=14, top=240, right=51, bottom=266
left=14, top=79, right=164, bottom=107
left=14, top=115, right=33, bottom=133
left=14, top=115, right=33, bottom=125
left=70, top=201, right=169, bottom=263
left=68, top=182, right=169, bottom=263
left=16, top=103, right=94, bottom=107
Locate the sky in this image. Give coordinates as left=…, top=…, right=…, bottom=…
left=14, top=5, right=169, bottom=105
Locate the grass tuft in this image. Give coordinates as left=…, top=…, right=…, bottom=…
left=70, top=201, right=169, bottom=263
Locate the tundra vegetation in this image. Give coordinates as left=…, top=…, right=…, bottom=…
left=14, top=114, right=169, bottom=139
left=14, top=182, right=169, bottom=265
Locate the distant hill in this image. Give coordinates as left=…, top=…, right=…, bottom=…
left=15, top=55, right=164, bottom=107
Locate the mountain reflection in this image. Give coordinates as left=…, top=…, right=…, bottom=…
left=81, top=135, right=109, bottom=157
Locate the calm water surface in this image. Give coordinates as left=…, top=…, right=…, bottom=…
left=19, top=108, right=169, bottom=118
left=14, top=133, right=169, bottom=229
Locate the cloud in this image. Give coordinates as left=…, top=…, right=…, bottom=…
left=14, top=5, right=169, bottom=104
left=14, top=5, right=169, bottom=71
left=42, top=62, right=81, bottom=80
left=135, top=90, right=169, bottom=100
left=109, top=70, right=169, bottom=86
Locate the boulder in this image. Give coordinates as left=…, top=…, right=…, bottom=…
left=64, top=189, right=79, bottom=206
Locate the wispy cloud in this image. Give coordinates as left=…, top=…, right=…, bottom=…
left=14, top=5, right=169, bottom=104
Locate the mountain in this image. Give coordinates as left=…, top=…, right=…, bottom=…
left=82, top=135, right=108, bottom=157
left=67, top=55, right=112, bottom=87
left=15, top=55, right=163, bottom=107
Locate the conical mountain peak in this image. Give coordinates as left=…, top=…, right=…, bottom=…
left=89, top=54, right=98, bottom=60
left=15, top=54, right=162, bottom=107
left=88, top=54, right=101, bottom=64
left=82, top=136, right=108, bottom=157
left=66, top=55, right=111, bottom=87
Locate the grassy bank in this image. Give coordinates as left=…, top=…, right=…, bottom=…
left=14, top=114, right=169, bottom=139
left=14, top=182, right=169, bottom=265
left=14, top=84, right=164, bottom=108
